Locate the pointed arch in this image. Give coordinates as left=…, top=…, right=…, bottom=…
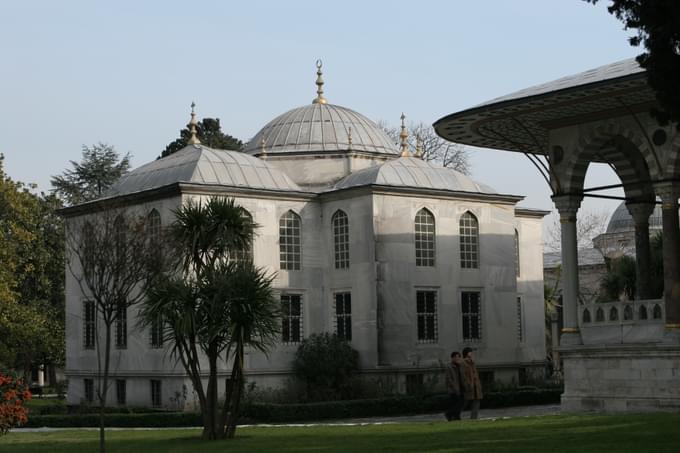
left=459, top=211, right=479, bottom=269
left=332, top=209, right=350, bottom=269
left=280, top=210, right=301, bottom=270
left=232, top=209, right=254, bottom=263
left=415, top=208, right=435, bottom=267
left=147, top=209, right=161, bottom=243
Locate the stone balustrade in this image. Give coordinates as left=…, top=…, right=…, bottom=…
left=578, top=299, right=665, bottom=345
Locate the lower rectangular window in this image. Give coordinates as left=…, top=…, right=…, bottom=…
left=116, top=379, right=126, bottom=406
left=335, top=292, right=352, bottom=341
left=417, top=290, right=438, bottom=343
left=281, top=294, right=302, bottom=344
left=84, top=378, right=94, bottom=403
left=516, top=296, right=524, bottom=342
left=461, top=291, right=482, bottom=341
left=150, top=379, right=162, bottom=407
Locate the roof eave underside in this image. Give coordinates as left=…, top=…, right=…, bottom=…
left=434, top=71, right=654, bottom=155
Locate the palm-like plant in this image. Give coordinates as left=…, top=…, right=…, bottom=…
left=139, top=197, right=277, bottom=440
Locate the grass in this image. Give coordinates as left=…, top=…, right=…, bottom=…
left=1, top=413, right=679, bottom=453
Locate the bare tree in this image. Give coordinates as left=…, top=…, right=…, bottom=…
left=379, top=120, right=471, bottom=175
left=545, top=209, right=609, bottom=252
left=65, top=207, right=158, bottom=453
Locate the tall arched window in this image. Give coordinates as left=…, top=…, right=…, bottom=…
left=332, top=210, right=349, bottom=269
left=232, top=210, right=254, bottom=264
left=147, top=209, right=161, bottom=244
left=515, top=229, right=520, bottom=278
left=415, top=208, right=435, bottom=266
left=114, top=215, right=126, bottom=262
left=459, top=212, right=479, bottom=269
left=279, top=210, right=301, bottom=270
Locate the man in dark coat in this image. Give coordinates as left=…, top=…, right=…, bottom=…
left=444, top=351, right=465, bottom=421
left=462, top=347, right=483, bottom=419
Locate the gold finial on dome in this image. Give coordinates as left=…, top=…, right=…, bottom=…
left=188, top=102, right=201, bottom=145
left=312, top=59, right=327, bottom=104
left=347, top=126, right=353, bottom=151
left=415, top=134, right=423, bottom=158
left=260, top=136, right=267, bottom=157
left=399, top=113, right=411, bottom=157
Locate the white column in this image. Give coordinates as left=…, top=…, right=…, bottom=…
left=552, top=195, right=582, bottom=345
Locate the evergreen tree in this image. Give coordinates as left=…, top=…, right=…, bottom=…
left=160, top=118, right=243, bottom=158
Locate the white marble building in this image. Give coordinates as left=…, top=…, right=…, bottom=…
left=63, top=66, right=547, bottom=408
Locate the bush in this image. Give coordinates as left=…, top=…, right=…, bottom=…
left=293, top=333, right=359, bottom=401
left=0, top=372, right=32, bottom=435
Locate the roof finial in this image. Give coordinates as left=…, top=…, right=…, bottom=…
left=260, top=136, right=267, bottom=157
left=347, top=126, right=353, bottom=151
left=415, top=134, right=423, bottom=158
left=188, top=102, right=201, bottom=145
left=312, top=59, right=327, bottom=105
left=399, top=113, right=410, bottom=157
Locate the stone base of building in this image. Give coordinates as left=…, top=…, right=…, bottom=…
left=559, top=340, right=680, bottom=413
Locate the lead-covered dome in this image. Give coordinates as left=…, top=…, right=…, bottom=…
left=606, top=201, right=663, bottom=233
left=333, top=156, right=496, bottom=193
left=244, top=103, right=399, bottom=156
left=108, top=144, right=302, bottom=196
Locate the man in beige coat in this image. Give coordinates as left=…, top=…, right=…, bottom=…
left=462, top=347, right=483, bottom=419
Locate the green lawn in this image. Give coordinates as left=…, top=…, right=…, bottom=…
left=1, top=413, right=679, bottom=453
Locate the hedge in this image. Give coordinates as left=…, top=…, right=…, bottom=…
left=23, top=388, right=561, bottom=428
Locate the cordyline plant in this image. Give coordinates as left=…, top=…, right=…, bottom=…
left=138, top=197, right=279, bottom=440
left=0, top=372, right=31, bottom=435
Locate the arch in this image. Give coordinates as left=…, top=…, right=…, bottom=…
left=638, top=305, right=648, bottom=320
left=279, top=210, right=301, bottom=270
left=332, top=210, right=350, bottom=269
left=664, top=131, right=680, bottom=177
left=415, top=208, right=435, bottom=267
left=557, top=122, right=659, bottom=204
left=623, top=304, right=633, bottom=321
left=596, top=307, right=605, bottom=322
left=653, top=304, right=663, bottom=320
left=609, top=306, right=619, bottom=321
left=147, top=209, right=161, bottom=242
left=459, top=211, right=479, bottom=269
left=582, top=308, right=591, bottom=323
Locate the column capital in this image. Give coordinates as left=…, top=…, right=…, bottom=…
left=655, top=183, right=680, bottom=207
left=551, top=194, right=583, bottom=221
left=626, top=201, right=656, bottom=225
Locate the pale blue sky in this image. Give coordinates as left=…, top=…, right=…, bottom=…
left=1, top=0, right=636, bottom=221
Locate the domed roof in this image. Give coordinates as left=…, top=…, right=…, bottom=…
left=606, top=201, right=663, bottom=233
left=108, top=144, right=302, bottom=196
left=333, top=156, right=496, bottom=193
left=244, top=102, right=399, bottom=156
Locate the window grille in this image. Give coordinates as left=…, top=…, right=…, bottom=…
left=515, top=230, right=520, bottom=278
left=231, top=210, right=254, bottom=264
left=83, top=300, right=96, bottom=349
left=150, top=380, right=162, bottom=407
left=281, top=294, right=302, bottom=344
left=84, top=378, right=94, bottom=403
left=279, top=211, right=301, bottom=270
left=116, top=379, right=126, bottom=406
left=459, top=212, right=479, bottom=269
left=332, top=210, right=350, bottom=269
left=516, top=296, right=523, bottom=342
left=335, top=292, right=352, bottom=341
left=150, top=315, right=163, bottom=348
left=416, top=290, right=438, bottom=343
left=115, top=302, right=127, bottom=349
left=461, top=291, right=482, bottom=341
left=415, top=209, right=435, bottom=267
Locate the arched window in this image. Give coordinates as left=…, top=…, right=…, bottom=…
left=232, top=210, right=254, bottom=264
left=82, top=221, right=95, bottom=276
left=653, top=304, right=663, bottom=319
left=147, top=209, right=161, bottom=244
left=596, top=307, right=605, bottom=322
left=415, top=208, right=435, bottom=267
left=639, top=305, right=648, bottom=320
left=332, top=210, right=350, bottom=269
left=609, top=307, right=619, bottom=321
left=114, top=215, right=126, bottom=262
left=515, top=229, right=520, bottom=278
left=459, top=212, right=479, bottom=269
left=279, top=210, right=301, bottom=270
left=582, top=309, right=591, bottom=323
left=623, top=305, right=633, bottom=321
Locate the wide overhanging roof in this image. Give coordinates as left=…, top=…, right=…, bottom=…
left=434, top=59, right=655, bottom=154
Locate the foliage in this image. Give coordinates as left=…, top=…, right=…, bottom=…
left=51, top=143, right=131, bottom=206
left=293, top=333, right=359, bottom=401
left=160, top=118, right=243, bottom=158
left=587, top=1, right=680, bottom=127
left=0, top=372, right=31, bottom=435
left=139, top=197, right=278, bottom=440
left=379, top=120, right=470, bottom=174
left=0, top=155, right=65, bottom=376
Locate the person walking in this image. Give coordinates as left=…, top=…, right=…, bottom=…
left=444, top=351, right=465, bottom=421
left=462, top=347, right=483, bottom=419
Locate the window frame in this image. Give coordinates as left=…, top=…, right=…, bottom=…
left=461, top=290, right=482, bottom=342
left=415, top=208, right=436, bottom=267
left=516, top=295, right=524, bottom=343
left=334, top=291, right=352, bottom=341
left=281, top=293, right=303, bottom=344
left=515, top=229, right=520, bottom=278
left=84, top=378, right=94, bottom=403
left=332, top=210, right=350, bottom=269
left=459, top=211, right=479, bottom=269
left=150, top=379, right=162, bottom=407
left=116, top=379, right=126, bottom=406
left=150, top=314, right=164, bottom=349
left=115, top=301, right=127, bottom=349
left=83, top=300, right=96, bottom=350
left=416, top=289, right=438, bottom=344
left=279, top=211, right=302, bottom=270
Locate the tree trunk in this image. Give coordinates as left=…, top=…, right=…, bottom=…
left=202, top=343, right=219, bottom=440
left=99, top=322, right=112, bottom=453
left=226, top=343, right=244, bottom=439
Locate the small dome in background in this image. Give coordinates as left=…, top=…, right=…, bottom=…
left=605, top=201, right=663, bottom=233
left=107, top=144, right=302, bottom=196
left=333, top=156, right=496, bottom=193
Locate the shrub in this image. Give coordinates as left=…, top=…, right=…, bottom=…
left=293, top=333, right=359, bottom=401
left=0, top=372, right=32, bottom=435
